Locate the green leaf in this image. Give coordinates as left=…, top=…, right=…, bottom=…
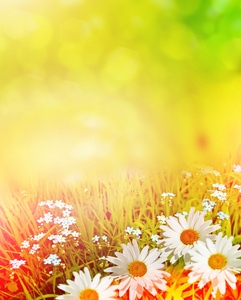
left=18, top=275, right=33, bottom=300
left=233, top=235, right=241, bottom=245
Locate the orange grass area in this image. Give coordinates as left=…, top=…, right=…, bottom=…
left=116, top=270, right=241, bottom=300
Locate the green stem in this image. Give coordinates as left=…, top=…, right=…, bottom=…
left=34, top=294, right=58, bottom=300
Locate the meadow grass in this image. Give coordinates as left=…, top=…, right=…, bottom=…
left=0, top=158, right=241, bottom=300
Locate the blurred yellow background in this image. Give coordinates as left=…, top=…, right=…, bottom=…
left=0, top=0, right=241, bottom=186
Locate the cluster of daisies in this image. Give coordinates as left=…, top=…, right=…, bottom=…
left=9, top=165, right=241, bottom=299
left=56, top=207, right=241, bottom=300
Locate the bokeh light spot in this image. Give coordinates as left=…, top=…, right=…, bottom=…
left=58, top=18, right=91, bottom=44
left=89, top=16, right=105, bottom=30
left=4, top=10, right=37, bottom=39
left=151, top=0, right=173, bottom=9
left=106, top=47, right=140, bottom=81
left=16, top=46, right=47, bottom=68
left=208, top=0, right=230, bottom=16
left=0, top=37, right=6, bottom=52
left=59, top=0, right=84, bottom=6
left=58, top=44, right=83, bottom=69
left=174, top=0, right=200, bottom=15
left=27, top=16, right=52, bottom=49
left=221, top=38, right=241, bottom=70
left=159, top=23, right=198, bottom=60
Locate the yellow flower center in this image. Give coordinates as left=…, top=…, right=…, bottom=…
left=128, top=261, right=147, bottom=277
left=208, top=254, right=227, bottom=270
left=79, top=288, right=99, bottom=300
left=180, top=229, right=199, bottom=245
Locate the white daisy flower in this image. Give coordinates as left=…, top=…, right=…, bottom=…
left=185, top=232, right=241, bottom=298
left=158, top=207, right=220, bottom=263
left=104, top=239, right=170, bottom=300
left=56, top=267, right=117, bottom=300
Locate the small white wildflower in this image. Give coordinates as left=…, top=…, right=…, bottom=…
left=102, top=235, right=107, bottom=242
left=55, top=200, right=65, bottom=209
left=44, top=213, right=53, bottom=223
left=37, top=217, right=44, bottom=223
left=46, top=200, right=54, bottom=206
left=233, top=164, right=241, bottom=172
left=157, top=215, right=166, bottom=224
left=21, top=240, right=30, bottom=248
left=92, top=235, right=100, bottom=242
left=62, top=210, right=71, bottom=217
left=54, top=216, right=63, bottom=224
left=212, top=183, right=226, bottom=191
left=32, top=244, right=40, bottom=251
left=72, top=231, right=80, bottom=237
left=48, top=235, right=55, bottom=240
left=182, top=170, right=192, bottom=178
